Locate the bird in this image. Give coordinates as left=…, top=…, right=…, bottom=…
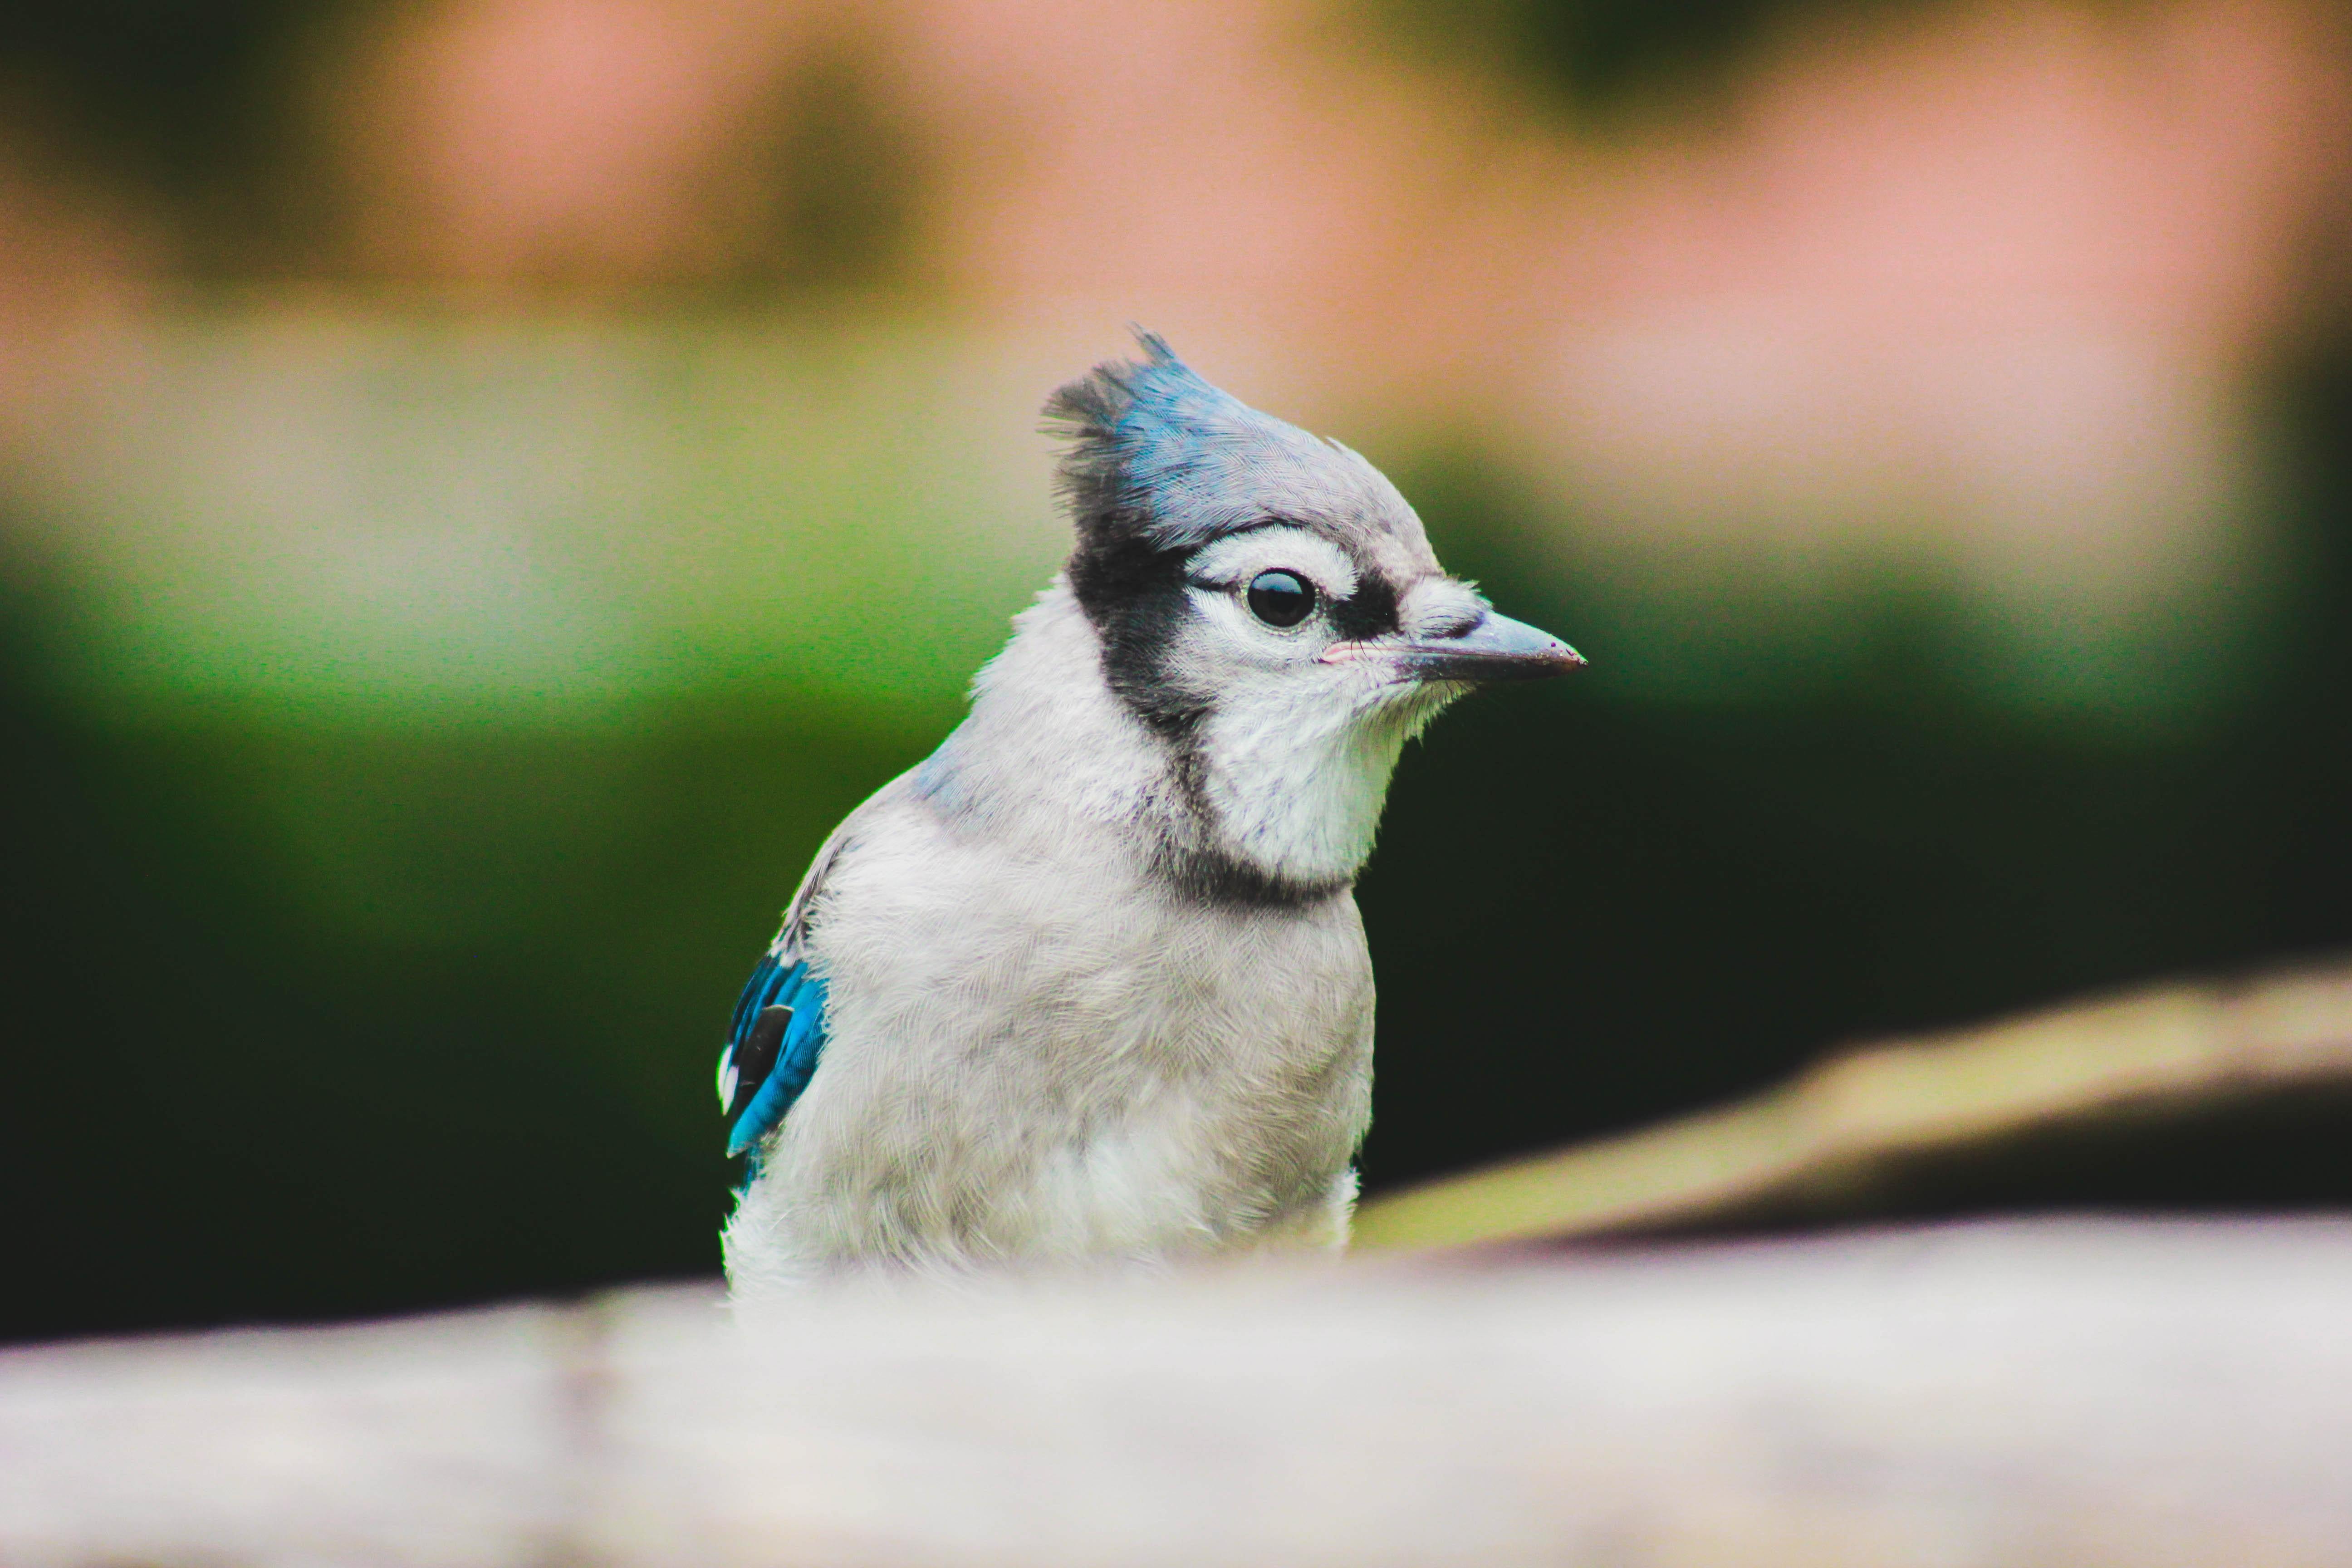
left=717, top=333, right=1582, bottom=1306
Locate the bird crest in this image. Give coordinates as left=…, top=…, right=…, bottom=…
left=1043, top=331, right=1387, bottom=559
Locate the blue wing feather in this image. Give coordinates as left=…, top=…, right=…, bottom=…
left=718, top=822, right=854, bottom=1161
left=717, top=947, right=830, bottom=1157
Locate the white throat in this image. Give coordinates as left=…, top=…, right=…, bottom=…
left=1189, top=676, right=1455, bottom=887
left=926, top=581, right=1455, bottom=893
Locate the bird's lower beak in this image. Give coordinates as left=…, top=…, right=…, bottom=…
left=1326, top=611, right=1586, bottom=684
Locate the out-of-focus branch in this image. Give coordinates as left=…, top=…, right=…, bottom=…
left=3, top=1221, right=2351, bottom=1567
left=10, top=963, right=2352, bottom=1566
left=1355, top=959, right=2352, bottom=1251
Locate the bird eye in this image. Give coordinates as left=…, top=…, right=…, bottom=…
left=1246, top=570, right=1316, bottom=628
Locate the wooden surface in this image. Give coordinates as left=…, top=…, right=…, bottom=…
left=5, top=1217, right=2352, bottom=1567
left=1356, top=958, right=2352, bottom=1250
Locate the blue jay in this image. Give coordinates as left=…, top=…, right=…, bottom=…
left=718, top=334, right=1581, bottom=1302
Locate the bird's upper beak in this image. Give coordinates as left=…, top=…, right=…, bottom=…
left=1324, top=609, right=1586, bottom=683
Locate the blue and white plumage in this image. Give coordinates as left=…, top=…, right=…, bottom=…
left=717, top=334, right=1581, bottom=1308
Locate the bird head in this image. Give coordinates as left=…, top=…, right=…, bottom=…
left=1040, top=333, right=1583, bottom=899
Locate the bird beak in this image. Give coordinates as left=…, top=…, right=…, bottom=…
left=1325, top=610, right=1586, bottom=684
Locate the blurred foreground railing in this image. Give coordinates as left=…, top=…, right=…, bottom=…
left=11, top=958, right=2352, bottom=1567
left=3, top=1219, right=2351, bottom=1568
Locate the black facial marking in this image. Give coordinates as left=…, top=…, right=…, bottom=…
left=1048, top=363, right=1217, bottom=739
left=1326, top=571, right=1401, bottom=642
left=1068, top=533, right=1208, bottom=736
left=1153, top=843, right=1353, bottom=911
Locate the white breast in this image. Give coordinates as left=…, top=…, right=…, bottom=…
left=724, top=788, right=1374, bottom=1295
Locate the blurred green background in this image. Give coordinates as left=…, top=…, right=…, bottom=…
left=5, top=0, right=2352, bottom=1341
